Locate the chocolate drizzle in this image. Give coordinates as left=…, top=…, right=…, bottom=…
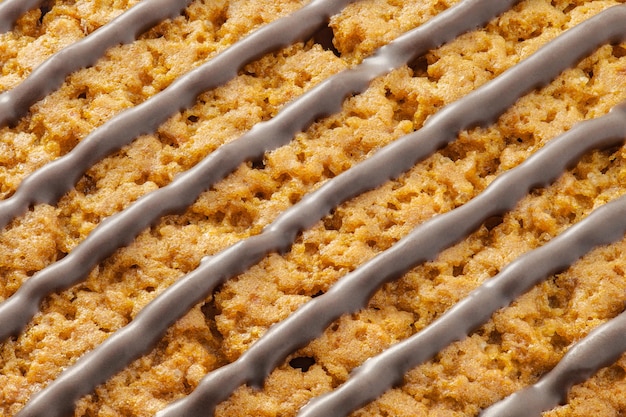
left=0, top=0, right=355, bottom=230
left=0, top=0, right=44, bottom=33
left=0, top=0, right=520, bottom=343
left=0, top=0, right=193, bottom=126
left=3, top=2, right=626, bottom=417
left=12, top=5, right=626, bottom=417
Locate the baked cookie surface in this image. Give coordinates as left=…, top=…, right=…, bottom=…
left=0, top=1, right=626, bottom=416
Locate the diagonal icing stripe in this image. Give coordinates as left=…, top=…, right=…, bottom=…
left=0, top=0, right=520, bottom=343
left=481, top=297, right=626, bottom=416
left=0, top=0, right=356, bottom=230
left=165, top=102, right=626, bottom=417
left=0, top=0, right=45, bottom=33
left=296, top=104, right=626, bottom=417
left=14, top=5, right=626, bottom=417
left=0, top=0, right=193, bottom=126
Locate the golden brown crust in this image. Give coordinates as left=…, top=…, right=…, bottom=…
left=1, top=0, right=626, bottom=416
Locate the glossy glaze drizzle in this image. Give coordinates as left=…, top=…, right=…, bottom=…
left=14, top=5, right=626, bottom=417
left=164, top=102, right=626, bottom=417
left=0, top=0, right=355, bottom=230
left=0, top=0, right=44, bottom=33
left=0, top=0, right=193, bottom=127
left=481, top=299, right=626, bottom=416
left=0, top=0, right=520, bottom=344
left=296, top=106, right=626, bottom=417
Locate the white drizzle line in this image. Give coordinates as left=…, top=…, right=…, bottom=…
left=297, top=106, right=626, bottom=417
left=158, top=8, right=626, bottom=417
left=171, top=103, right=626, bottom=417
left=0, top=0, right=519, bottom=343
left=0, top=0, right=44, bottom=33
left=480, top=306, right=626, bottom=416
left=0, top=0, right=356, bottom=230
left=13, top=4, right=626, bottom=417
left=0, top=0, right=193, bottom=125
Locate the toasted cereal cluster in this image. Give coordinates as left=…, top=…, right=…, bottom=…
left=1, top=0, right=626, bottom=416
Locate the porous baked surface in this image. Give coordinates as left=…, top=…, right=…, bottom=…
left=1, top=0, right=626, bottom=416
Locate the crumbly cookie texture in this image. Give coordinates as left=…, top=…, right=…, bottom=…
left=1, top=0, right=626, bottom=416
